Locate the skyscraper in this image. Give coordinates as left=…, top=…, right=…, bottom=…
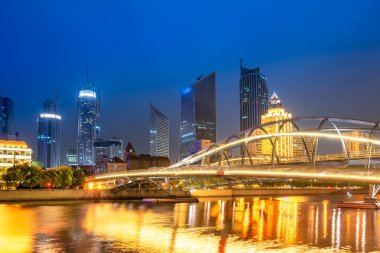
left=0, top=96, right=13, bottom=136
left=37, top=98, right=61, bottom=168
left=180, top=72, right=216, bottom=159
left=240, top=59, right=268, bottom=131
left=150, top=104, right=169, bottom=158
left=77, top=83, right=100, bottom=165
left=261, top=92, right=293, bottom=158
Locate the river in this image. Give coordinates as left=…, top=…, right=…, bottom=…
left=0, top=194, right=379, bottom=252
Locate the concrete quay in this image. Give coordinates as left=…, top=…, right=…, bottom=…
left=0, top=189, right=190, bottom=202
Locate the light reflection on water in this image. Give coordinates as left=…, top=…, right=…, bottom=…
left=0, top=195, right=379, bottom=252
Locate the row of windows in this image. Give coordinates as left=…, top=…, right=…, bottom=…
left=0, top=150, right=31, bottom=155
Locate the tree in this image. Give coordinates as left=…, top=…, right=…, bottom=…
left=72, top=169, right=86, bottom=188
left=45, top=169, right=61, bottom=188
left=20, top=165, right=43, bottom=189
left=3, top=166, right=24, bottom=189
left=58, top=166, right=73, bottom=188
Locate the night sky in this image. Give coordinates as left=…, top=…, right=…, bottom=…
left=1, top=0, right=380, bottom=162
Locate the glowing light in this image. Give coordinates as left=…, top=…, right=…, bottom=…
left=40, top=113, right=62, bottom=120
left=88, top=182, right=94, bottom=190
left=79, top=90, right=96, bottom=98
left=170, top=131, right=380, bottom=168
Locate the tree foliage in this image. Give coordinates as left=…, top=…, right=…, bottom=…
left=2, top=165, right=86, bottom=189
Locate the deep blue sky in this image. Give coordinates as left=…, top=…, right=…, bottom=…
left=1, top=0, right=380, bottom=161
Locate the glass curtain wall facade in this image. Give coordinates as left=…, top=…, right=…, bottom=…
left=150, top=104, right=169, bottom=158
left=77, top=84, right=100, bottom=165
left=240, top=59, right=268, bottom=131
left=37, top=98, right=61, bottom=168
left=180, top=72, right=216, bottom=159
left=0, top=96, right=13, bottom=136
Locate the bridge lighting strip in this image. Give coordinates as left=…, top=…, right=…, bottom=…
left=88, top=169, right=380, bottom=184
left=170, top=132, right=380, bottom=168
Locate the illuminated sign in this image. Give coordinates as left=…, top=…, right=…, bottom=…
left=79, top=90, right=97, bottom=98
left=40, top=113, right=62, bottom=120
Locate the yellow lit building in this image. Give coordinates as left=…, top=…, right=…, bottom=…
left=261, top=92, right=293, bottom=159
left=293, top=136, right=314, bottom=161
left=342, top=131, right=377, bottom=157
left=0, top=140, right=33, bottom=174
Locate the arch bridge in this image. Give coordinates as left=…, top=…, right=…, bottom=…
left=87, top=117, right=380, bottom=199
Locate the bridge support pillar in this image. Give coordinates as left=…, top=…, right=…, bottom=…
left=165, top=178, right=172, bottom=192
left=365, top=184, right=380, bottom=203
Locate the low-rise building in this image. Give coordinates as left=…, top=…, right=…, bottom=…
left=125, top=142, right=170, bottom=170
left=0, top=140, right=32, bottom=174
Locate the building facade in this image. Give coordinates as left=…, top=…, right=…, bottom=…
left=66, top=149, right=77, bottom=166
left=37, top=99, right=61, bottom=168
left=342, top=131, right=377, bottom=157
left=0, top=140, right=32, bottom=174
left=180, top=72, right=216, bottom=159
left=260, top=92, right=293, bottom=159
left=150, top=104, right=169, bottom=158
left=94, top=138, right=124, bottom=164
left=77, top=84, right=100, bottom=165
left=0, top=96, right=13, bottom=137
left=240, top=59, right=268, bottom=131
left=125, top=142, right=170, bottom=170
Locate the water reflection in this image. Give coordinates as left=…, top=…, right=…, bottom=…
left=0, top=195, right=379, bottom=252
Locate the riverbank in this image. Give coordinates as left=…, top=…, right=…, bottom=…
left=0, top=188, right=365, bottom=202
left=0, top=189, right=190, bottom=202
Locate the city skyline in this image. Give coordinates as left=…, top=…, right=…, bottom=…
left=1, top=1, right=380, bottom=161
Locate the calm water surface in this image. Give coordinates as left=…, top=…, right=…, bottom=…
left=0, top=194, right=379, bottom=252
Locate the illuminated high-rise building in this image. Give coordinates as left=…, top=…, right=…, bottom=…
left=0, top=96, right=13, bottom=136
left=37, top=98, right=61, bottom=168
left=261, top=92, right=293, bottom=158
left=180, top=72, right=216, bottom=159
left=77, top=83, right=100, bottom=165
left=240, top=59, right=268, bottom=131
left=150, top=104, right=169, bottom=158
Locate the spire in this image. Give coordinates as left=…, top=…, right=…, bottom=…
left=270, top=91, right=282, bottom=107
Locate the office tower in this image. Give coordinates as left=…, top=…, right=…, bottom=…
left=0, top=96, right=13, bottom=136
left=94, top=138, right=124, bottom=164
left=66, top=149, right=77, bottom=166
left=77, top=83, right=100, bottom=165
left=261, top=92, right=293, bottom=158
left=150, top=104, right=169, bottom=158
left=37, top=98, right=61, bottom=168
left=240, top=59, right=268, bottom=131
left=180, top=72, right=216, bottom=159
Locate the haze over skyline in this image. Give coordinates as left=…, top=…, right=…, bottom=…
left=1, top=0, right=380, bottom=161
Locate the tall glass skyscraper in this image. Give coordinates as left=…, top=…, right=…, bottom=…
left=77, top=83, right=100, bottom=165
left=37, top=98, right=61, bottom=168
left=180, top=72, right=216, bottom=159
left=0, top=96, right=13, bottom=136
left=240, top=58, right=268, bottom=131
left=150, top=104, right=169, bottom=158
